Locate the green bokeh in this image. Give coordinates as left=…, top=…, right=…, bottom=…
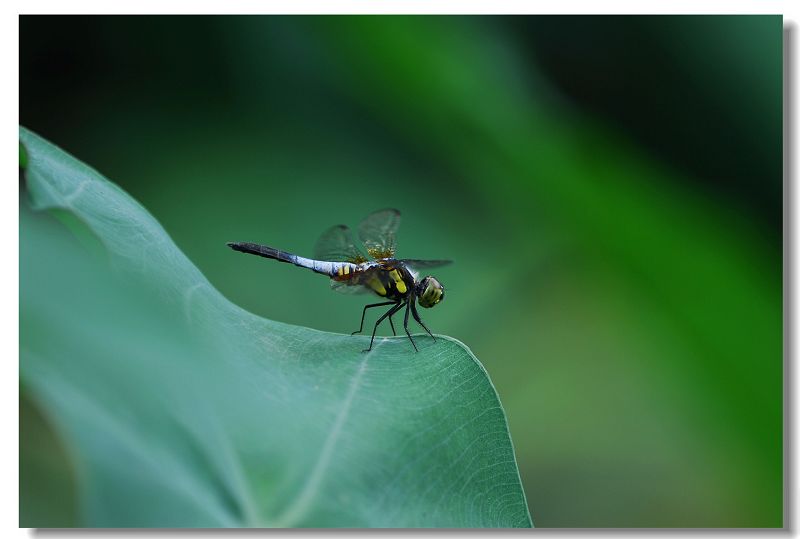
left=20, top=15, right=782, bottom=527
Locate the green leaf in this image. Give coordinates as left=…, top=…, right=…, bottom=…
left=19, top=126, right=532, bottom=528
left=19, top=140, right=28, bottom=169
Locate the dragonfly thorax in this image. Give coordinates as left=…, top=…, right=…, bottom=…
left=416, top=276, right=445, bottom=308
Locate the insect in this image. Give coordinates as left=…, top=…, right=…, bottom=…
left=227, top=209, right=451, bottom=352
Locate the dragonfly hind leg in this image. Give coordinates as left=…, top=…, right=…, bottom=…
left=363, top=301, right=403, bottom=353
left=351, top=301, right=396, bottom=335
left=403, top=301, right=419, bottom=352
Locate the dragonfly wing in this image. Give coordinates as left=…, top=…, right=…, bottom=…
left=401, top=259, right=454, bottom=271
left=313, top=225, right=367, bottom=263
left=330, top=279, right=371, bottom=295
left=358, top=208, right=401, bottom=259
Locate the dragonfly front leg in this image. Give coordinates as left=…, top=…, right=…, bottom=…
left=352, top=301, right=397, bottom=335
left=403, top=300, right=418, bottom=352
left=363, top=301, right=403, bottom=353
left=410, top=300, right=436, bottom=342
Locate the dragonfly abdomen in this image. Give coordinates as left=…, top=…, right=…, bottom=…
left=332, top=263, right=359, bottom=279
left=227, top=242, right=344, bottom=276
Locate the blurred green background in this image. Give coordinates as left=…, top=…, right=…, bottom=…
left=20, top=15, right=782, bottom=527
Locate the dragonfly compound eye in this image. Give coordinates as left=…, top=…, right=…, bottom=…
left=418, top=276, right=444, bottom=308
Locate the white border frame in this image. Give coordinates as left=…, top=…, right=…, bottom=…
left=6, top=4, right=797, bottom=538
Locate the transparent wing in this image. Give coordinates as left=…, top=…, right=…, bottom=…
left=400, top=259, right=454, bottom=271
left=330, top=279, right=371, bottom=295
left=313, top=225, right=367, bottom=263
left=358, top=208, right=401, bottom=259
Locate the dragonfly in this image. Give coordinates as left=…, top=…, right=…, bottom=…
left=227, top=209, right=451, bottom=352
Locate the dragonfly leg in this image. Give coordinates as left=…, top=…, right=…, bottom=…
left=403, top=300, right=419, bottom=352
left=363, top=302, right=403, bottom=353
left=410, top=300, right=436, bottom=342
left=388, top=311, right=397, bottom=336
left=352, top=301, right=397, bottom=335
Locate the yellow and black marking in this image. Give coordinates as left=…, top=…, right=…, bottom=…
left=335, top=264, right=355, bottom=278
left=366, top=276, right=387, bottom=296
left=388, top=269, right=407, bottom=294
left=359, top=265, right=413, bottom=300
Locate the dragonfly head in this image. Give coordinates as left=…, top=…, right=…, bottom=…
left=416, top=276, right=444, bottom=308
